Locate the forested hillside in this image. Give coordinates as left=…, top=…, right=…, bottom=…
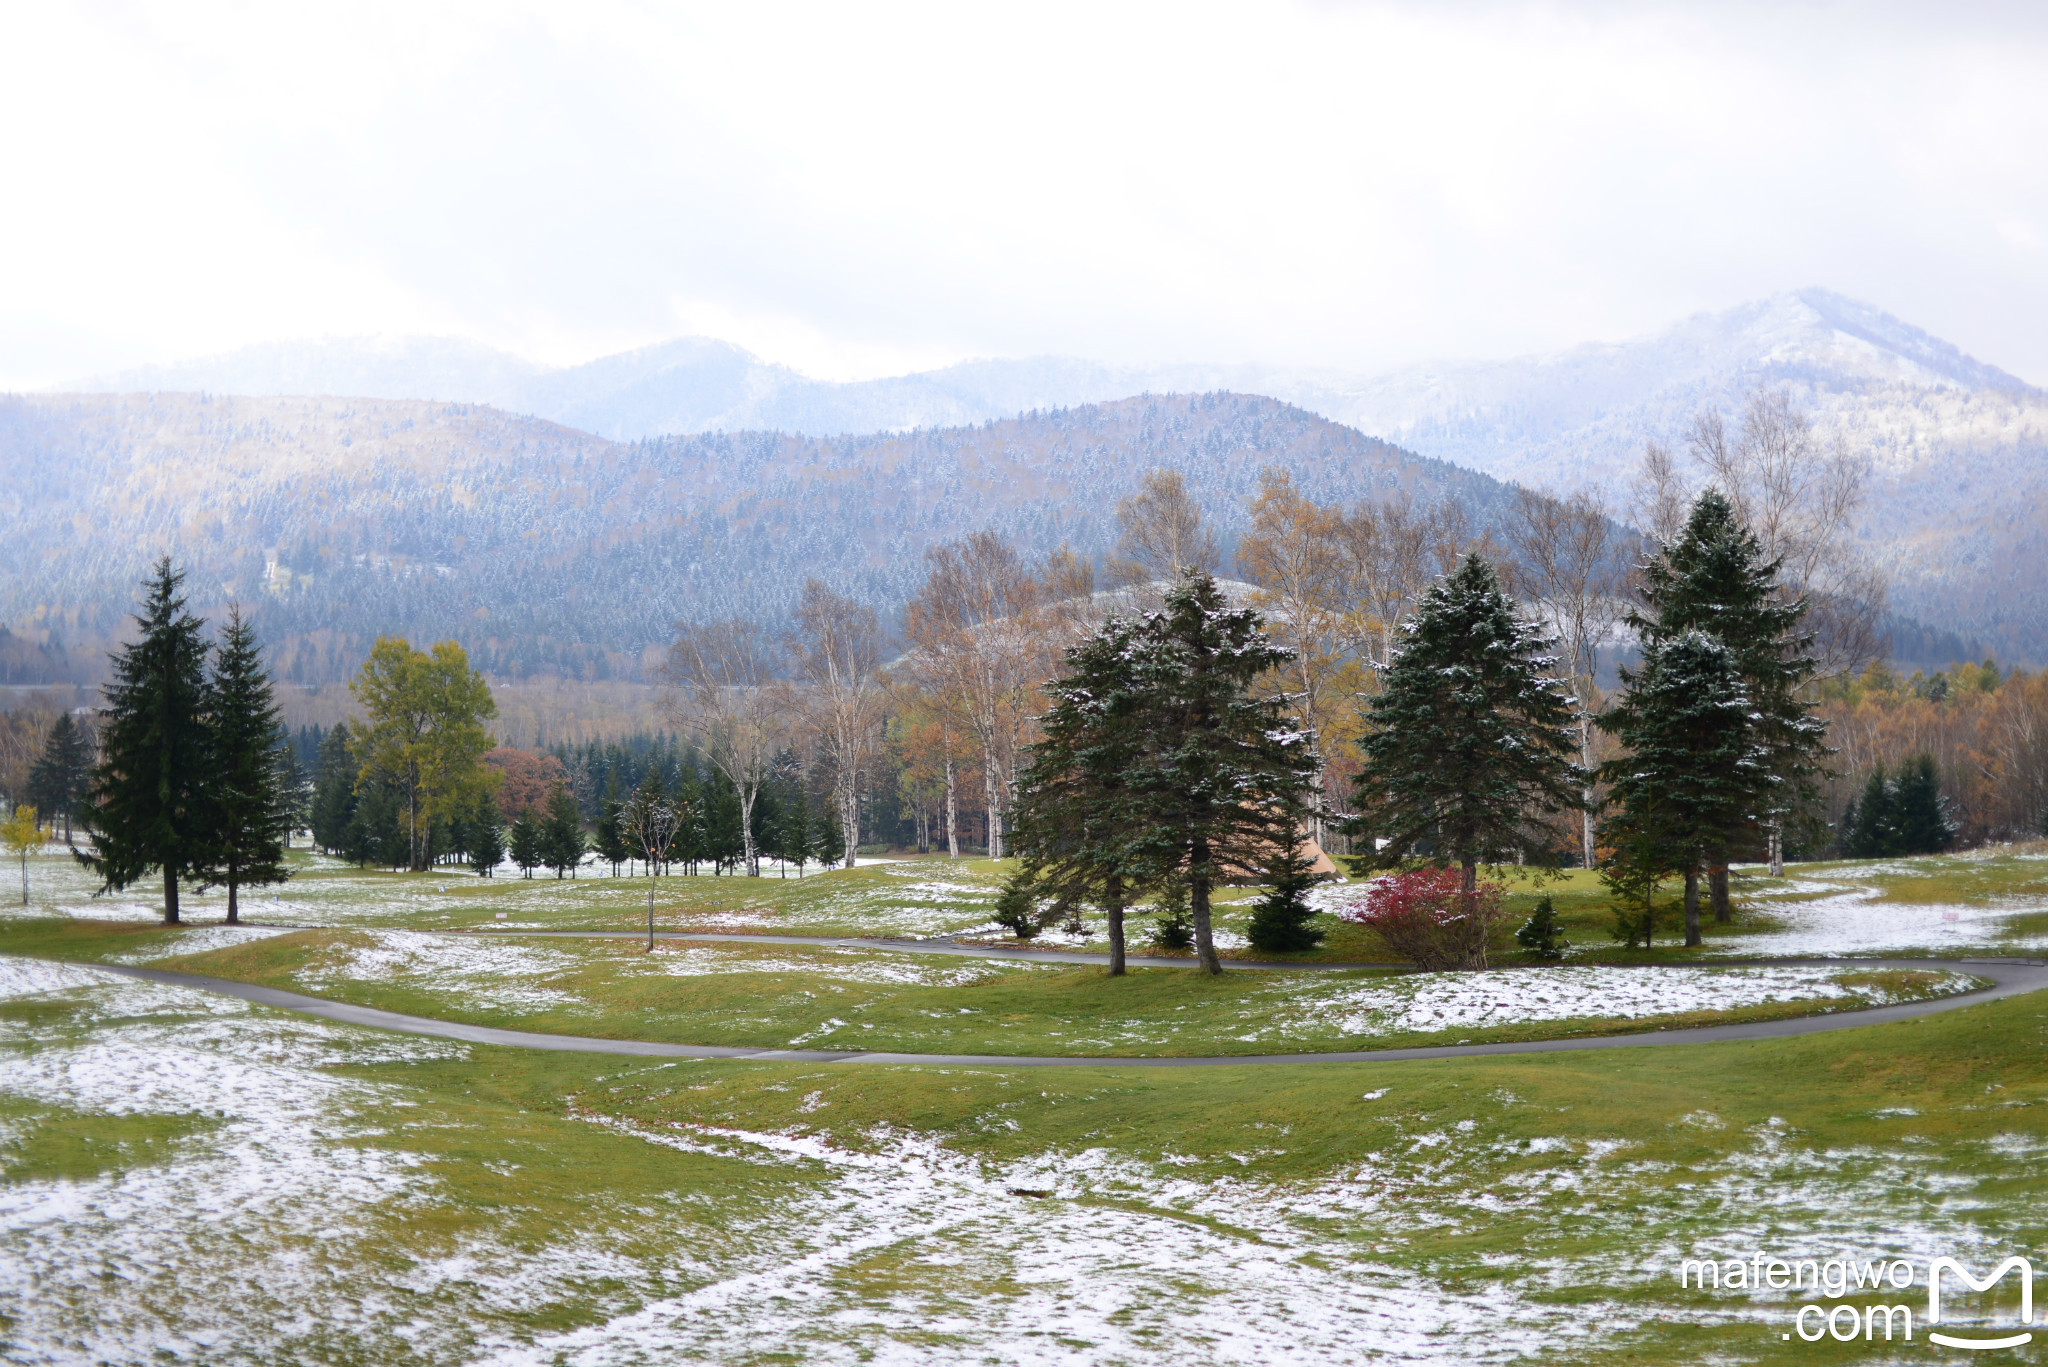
left=0, top=390, right=1508, bottom=684
left=64, top=292, right=2048, bottom=659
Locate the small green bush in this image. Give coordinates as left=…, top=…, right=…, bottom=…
left=1514, top=896, right=1569, bottom=960
left=1149, top=883, right=1195, bottom=951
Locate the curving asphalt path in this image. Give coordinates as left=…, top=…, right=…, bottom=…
left=78, top=952, right=2048, bottom=1069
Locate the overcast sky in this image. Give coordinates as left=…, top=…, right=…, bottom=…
left=5, top=1, right=2046, bottom=387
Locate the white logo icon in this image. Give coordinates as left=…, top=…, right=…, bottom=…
left=1928, top=1257, right=2034, bottom=1351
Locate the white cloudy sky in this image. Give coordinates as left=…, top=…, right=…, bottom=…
left=4, top=1, right=2046, bottom=386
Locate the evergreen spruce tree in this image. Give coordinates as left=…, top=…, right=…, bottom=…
left=1244, top=838, right=1325, bottom=953
left=1892, top=755, right=1955, bottom=856
left=1514, top=895, right=1568, bottom=960
left=1846, top=765, right=1894, bottom=858
left=1597, top=629, right=1759, bottom=947
left=343, top=780, right=404, bottom=868
left=197, top=608, right=292, bottom=923
left=26, top=712, right=91, bottom=844
left=1632, top=490, right=1826, bottom=913
left=706, top=771, right=745, bottom=874
left=594, top=769, right=629, bottom=875
left=671, top=765, right=705, bottom=874
left=77, top=559, right=216, bottom=924
left=991, top=867, right=1044, bottom=939
left=783, top=780, right=813, bottom=877
left=467, top=798, right=505, bottom=876
left=541, top=783, right=584, bottom=878
left=1149, top=880, right=1195, bottom=951
left=1120, top=570, right=1317, bottom=975
left=509, top=811, right=543, bottom=877
left=1012, top=616, right=1150, bottom=974
left=1349, top=555, right=1583, bottom=965
left=816, top=805, right=846, bottom=870
left=752, top=785, right=785, bottom=874
left=274, top=744, right=312, bottom=847
left=593, top=805, right=626, bottom=876
left=309, top=721, right=360, bottom=855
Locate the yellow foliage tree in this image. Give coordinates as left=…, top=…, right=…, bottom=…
left=349, top=638, right=500, bottom=871
left=2, top=803, right=39, bottom=907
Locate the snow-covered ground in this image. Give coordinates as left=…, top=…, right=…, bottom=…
left=298, top=930, right=1048, bottom=1010
left=96, top=923, right=286, bottom=964
left=1239, top=965, right=1973, bottom=1044
left=1705, top=876, right=2048, bottom=959
left=0, top=960, right=473, bottom=1362
left=262, top=929, right=1968, bottom=1051
left=489, top=1119, right=1609, bottom=1367
left=0, top=958, right=1622, bottom=1365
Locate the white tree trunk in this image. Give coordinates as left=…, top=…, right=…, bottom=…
left=1580, top=713, right=1597, bottom=871
left=945, top=756, right=959, bottom=858
left=740, top=785, right=758, bottom=877
left=984, top=766, right=1004, bottom=861
left=840, top=776, right=859, bottom=869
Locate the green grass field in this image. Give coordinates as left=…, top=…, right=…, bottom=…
left=138, top=926, right=1982, bottom=1056
left=6, top=841, right=2048, bottom=1362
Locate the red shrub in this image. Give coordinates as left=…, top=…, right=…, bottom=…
left=1337, top=868, right=1506, bottom=970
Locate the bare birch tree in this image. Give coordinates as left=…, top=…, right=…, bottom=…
left=790, top=579, right=885, bottom=869
left=1629, top=386, right=1885, bottom=874
left=1504, top=485, right=1625, bottom=869
left=1332, top=495, right=1481, bottom=682
left=661, top=619, right=787, bottom=877
left=1108, top=467, right=1219, bottom=589
left=1685, top=388, right=1885, bottom=679
left=1238, top=468, right=1348, bottom=845
left=903, top=533, right=1046, bottom=861
left=1628, top=440, right=1693, bottom=546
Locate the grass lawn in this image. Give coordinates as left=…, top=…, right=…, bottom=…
left=5, top=946, right=2047, bottom=1363
left=6, top=842, right=2048, bottom=1360
left=132, top=927, right=1977, bottom=1057
left=24, top=834, right=2048, bottom=964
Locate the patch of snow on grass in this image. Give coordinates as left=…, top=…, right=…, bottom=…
left=299, top=931, right=587, bottom=1013
left=1238, top=966, right=1972, bottom=1041
left=99, top=923, right=291, bottom=964
left=643, top=944, right=1037, bottom=987
left=492, top=1119, right=1610, bottom=1367
left=0, top=959, right=474, bottom=1364
left=1710, top=884, right=2048, bottom=957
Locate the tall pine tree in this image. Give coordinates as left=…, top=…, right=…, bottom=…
left=198, top=607, right=292, bottom=923
left=1598, top=629, right=1759, bottom=946
left=1120, top=570, right=1316, bottom=976
left=77, top=559, right=215, bottom=925
left=1845, top=756, right=1953, bottom=858
left=1349, top=554, right=1584, bottom=952
left=1013, top=616, right=1151, bottom=974
left=1891, top=755, right=1955, bottom=856
left=509, top=811, right=543, bottom=877
left=26, top=711, right=91, bottom=844
left=1845, top=764, right=1895, bottom=858
left=543, top=782, right=585, bottom=878
left=309, top=720, right=359, bottom=854
left=782, top=780, right=813, bottom=877
left=1632, top=490, right=1826, bottom=913
left=466, top=796, right=506, bottom=876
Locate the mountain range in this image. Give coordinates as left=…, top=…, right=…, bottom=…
left=0, top=390, right=1508, bottom=686
left=24, top=288, right=2047, bottom=671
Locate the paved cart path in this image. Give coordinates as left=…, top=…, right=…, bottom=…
left=73, top=954, right=2048, bottom=1068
